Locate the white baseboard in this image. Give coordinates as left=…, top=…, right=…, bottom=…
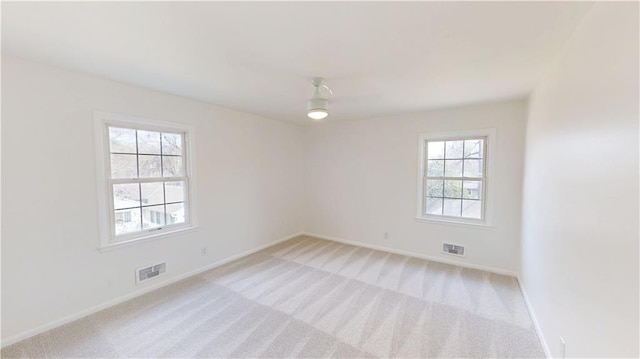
left=302, top=232, right=517, bottom=277
left=1, top=231, right=303, bottom=348
left=517, top=276, right=551, bottom=358
left=4, top=230, right=548, bottom=356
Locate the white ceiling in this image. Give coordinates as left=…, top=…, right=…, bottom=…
left=2, top=2, right=592, bottom=123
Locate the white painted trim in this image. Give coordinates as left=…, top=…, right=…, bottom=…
left=98, top=226, right=199, bottom=252
left=0, top=231, right=303, bottom=348
left=416, top=128, right=496, bottom=228
left=302, top=232, right=517, bottom=277
left=517, top=276, right=552, bottom=358
left=92, top=111, right=199, bottom=249
left=414, top=217, right=494, bottom=230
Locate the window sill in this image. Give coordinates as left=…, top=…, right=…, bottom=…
left=415, top=217, right=494, bottom=230
left=98, top=226, right=198, bottom=252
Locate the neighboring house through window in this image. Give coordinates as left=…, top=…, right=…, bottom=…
left=94, top=112, right=196, bottom=249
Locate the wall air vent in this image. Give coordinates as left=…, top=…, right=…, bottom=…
left=442, top=243, right=465, bottom=257
left=136, top=262, right=166, bottom=284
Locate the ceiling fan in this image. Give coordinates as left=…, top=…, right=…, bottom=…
left=306, top=77, right=333, bottom=120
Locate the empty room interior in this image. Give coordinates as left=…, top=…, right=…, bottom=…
left=1, top=1, right=638, bottom=358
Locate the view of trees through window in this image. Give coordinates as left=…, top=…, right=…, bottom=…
left=424, top=138, right=485, bottom=219
left=108, top=127, right=188, bottom=236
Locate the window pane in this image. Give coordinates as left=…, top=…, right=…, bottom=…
left=109, top=127, right=136, bottom=153
left=426, top=197, right=443, bottom=215
left=463, top=159, right=483, bottom=178
left=139, top=155, right=161, bottom=178
left=463, top=181, right=482, bottom=200
left=421, top=136, right=487, bottom=222
left=426, top=180, right=444, bottom=197
left=464, top=139, right=483, bottom=159
left=113, top=183, right=140, bottom=209
left=427, top=160, right=444, bottom=177
left=444, top=159, right=462, bottom=177
left=115, top=208, right=141, bottom=235
left=443, top=199, right=462, bottom=217
left=445, top=141, right=464, bottom=159
left=166, top=202, right=186, bottom=224
left=163, top=156, right=184, bottom=177
left=162, top=133, right=182, bottom=155
left=137, top=130, right=161, bottom=154
left=462, top=200, right=482, bottom=219
left=143, top=205, right=165, bottom=228
left=111, top=154, right=137, bottom=179
left=444, top=180, right=462, bottom=198
left=427, top=141, right=445, bottom=159
left=141, top=182, right=164, bottom=206
left=165, top=181, right=185, bottom=203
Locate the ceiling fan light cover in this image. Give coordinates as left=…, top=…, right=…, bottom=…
left=308, top=110, right=328, bottom=120
left=307, top=97, right=329, bottom=120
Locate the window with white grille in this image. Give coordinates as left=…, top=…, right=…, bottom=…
left=95, top=112, right=196, bottom=248
left=417, top=130, right=494, bottom=226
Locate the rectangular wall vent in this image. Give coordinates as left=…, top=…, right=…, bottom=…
left=136, top=262, right=166, bottom=284
left=442, top=243, right=465, bottom=257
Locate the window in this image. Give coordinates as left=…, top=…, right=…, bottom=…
left=417, top=129, right=494, bottom=226
left=94, top=112, right=196, bottom=249
left=115, top=211, right=132, bottom=224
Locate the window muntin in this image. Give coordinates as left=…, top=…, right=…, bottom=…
left=106, top=125, right=190, bottom=242
left=422, top=137, right=486, bottom=221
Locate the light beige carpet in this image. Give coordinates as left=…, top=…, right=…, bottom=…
left=2, top=236, right=544, bottom=358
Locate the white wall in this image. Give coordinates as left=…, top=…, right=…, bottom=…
left=521, top=3, right=639, bottom=358
left=1, top=56, right=304, bottom=342
left=303, top=99, right=527, bottom=273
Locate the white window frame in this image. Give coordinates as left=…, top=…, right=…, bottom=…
left=94, top=112, right=198, bottom=251
left=416, top=128, right=495, bottom=228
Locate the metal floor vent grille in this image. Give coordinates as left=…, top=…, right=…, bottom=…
left=442, top=243, right=465, bottom=257
left=136, top=262, right=166, bottom=284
